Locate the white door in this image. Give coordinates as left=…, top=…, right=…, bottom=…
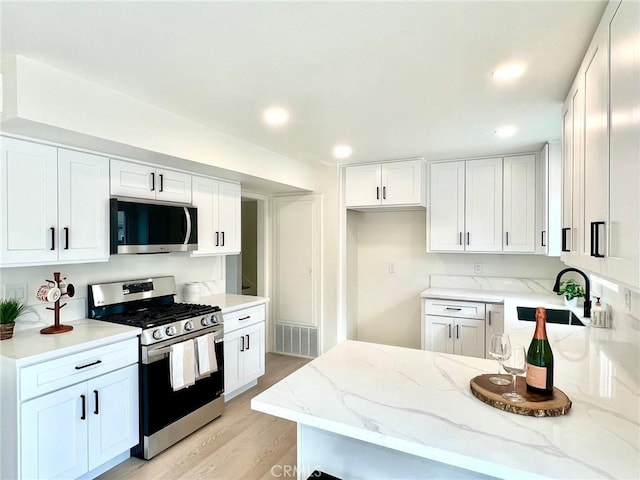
left=192, top=176, right=218, bottom=255
left=465, top=158, right=503, bottom=252
left=274, top=195, right=321, bottom=327
left=109, top=159, right=155, bottom=199
left=428, top=161, right=465, bottom=251
left=87, top=365, right=139, bottom=470
left=155, top=168, right=192, bottom=204
left=21, top=383, right=88, bottom=480
left=344, top=164, right=381, bottom=207
left=218, top=180, right=241, bottom=254
left=605, top=0, right=640, bottom=289
left=224, top=330, right=245, bottom=395
left=453, top=318, right=485, bottom=359
left=242, top=322, right=266, bottom=383
left=57, top=149, right=110, bottom=263
left=425, top=316, right=453, bottom=354
left=381, top=160, right=422, bottom=206
left=571, top=87, right=585, bottom=259
left=561, top=107, right=573, bottom=260
left=503, top=154, right=536, bottom=253
left=0, top=137, right=58, bottom=265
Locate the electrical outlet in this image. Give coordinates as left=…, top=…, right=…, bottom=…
left=624, top=288, right=632, bottom=312
left=473, top=263, right=482, bottom=274
left=3, top=283, right=28, bottom=301
left=388, top=263, right=396, bottom=274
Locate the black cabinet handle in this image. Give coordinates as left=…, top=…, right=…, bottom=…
left=445, top=307, right=462, bottom=311
left=94, top=390, right=99, bottom=415
left=239, top=315, right=251, bottom=321
left=466, top=232, right=470, bottom=245
left=246, top=334, right=250, bottom=350
left=215, top=231, right=219, bottom=247
left=64, top=227, right=69, bottom=250
left=505, top=232, right=509, bottom=246
left=456, top=325, right=460, bottom=339
left=240, top=335, right=245, bottom=352
left=50, top=227, right=55, bottom=250
left=488, top=311, right=492, bottom=326
left=75, top=359, right=102, bottom=370
left=561, top=227, right=570, bottom=252
left=80, top=394, right=86, bottom=420
left=151, top=172, right=155, bottom=191
left=459, top=232, right=463, bottom=245
left=541, top=230, right=546, bottom=247
left=159, top=174, right=164, bottom=192
left=382, top=186, right=386, bottom=200
left=376, top=186, right=380, bottom=200
left=590, top=222, right=605, bottom=258
left=221, top=231, right=225, bottom=247
left=448, top=324, right=452, bottom=338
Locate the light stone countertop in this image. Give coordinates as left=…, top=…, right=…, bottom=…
left=199, top=293, right=268, bottom=313
left=253, top=290, right=640, bottom=479
left=0, top=319, right=141, bottom=366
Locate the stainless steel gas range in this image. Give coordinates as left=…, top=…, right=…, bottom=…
left=88, top=276, right=224, bottom=460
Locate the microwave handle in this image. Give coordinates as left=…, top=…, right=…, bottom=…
left=183, top=207, right=192, bottom=245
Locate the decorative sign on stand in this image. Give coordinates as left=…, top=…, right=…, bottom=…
left=37, top=271, right=76, bottom=335
left=470, top=374, right=572, bottom=417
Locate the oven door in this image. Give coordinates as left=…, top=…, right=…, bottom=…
left=140, top=327, right=224, bottom=445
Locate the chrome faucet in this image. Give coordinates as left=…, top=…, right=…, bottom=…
left=552, top=267, right=591, bottom=318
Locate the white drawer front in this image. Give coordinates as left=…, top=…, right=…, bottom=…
left=424, top=300, right=486, bottom=319
left=20, top=338, right=138, bottom=401
left=223, top=304, right=266, bottom=333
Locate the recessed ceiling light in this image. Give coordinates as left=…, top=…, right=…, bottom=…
left=333, top=144, right=353, bottom=159
left=494, top=125, right=518, bottom=138
left=262, top=107, right=289, bottom=126
left=492, top=64, right=526, bottom=81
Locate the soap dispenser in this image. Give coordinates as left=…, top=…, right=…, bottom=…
left=592, top=297, right=605, bottom=327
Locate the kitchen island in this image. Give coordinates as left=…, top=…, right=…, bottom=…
left=252, top=335, right=639, bottom=479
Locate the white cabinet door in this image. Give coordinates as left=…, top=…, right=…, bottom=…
left=484, top=304, right=504, bottom=359
left=503, top=154, right=536, bottom=253
left=192, top=176, right=219, bottom=255
left=87, top=365, right=139, bottom=471
left=425, top=316, right=453, bottom=354
left=57, top=149, right=110, bottom=263
left=217, top=180, right=241, bottom=254
left=110, top=159, right=155, bottom=200
left=381, top=159, right=423, bottom=206
left=605, top=0, right=640, bottom=289
left=0, top=137, right=58, bottom=265
left=344, top=163, right=381, bottom=207
left=223, top=330, right=245, bottom=395
left=428, top=161, right=465, bottom=251
left=242, top=322, right=266, bottom=383
left=465, top=158, right=503, bottom=252
left=561, top=107, right=574, bottom=261
left=452, top=318, right=485, bottom=359
left=571, top=86, right=585, bottom=260
left=21, top=383, right=88, bottom=480
left=155, top=168, right=192, bottom=204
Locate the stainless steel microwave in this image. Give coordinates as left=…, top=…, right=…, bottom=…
left=110, top=198, right=198, bottom=254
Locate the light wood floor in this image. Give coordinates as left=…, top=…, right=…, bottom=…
left=98, top=353, right=310, bottom=480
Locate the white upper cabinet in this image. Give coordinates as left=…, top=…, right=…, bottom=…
left=561, top=0, right=639, bottom=288
left=345, top=159, right=426, bottom=209
left=429, top=161, right=465, bottom=251
left=503, top=154, right=536, bottom=253
left=110, top=159, right=192, bottom=204
left=1, top=138, right=109, bottom=267
left=465, top=158, right=503, bottom=252
left=191, top=175, right=241, bottom=256
left=536, top=143, right=561, bottom=256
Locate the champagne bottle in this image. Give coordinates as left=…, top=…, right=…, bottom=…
left=526, top=307, right=554, bottom=395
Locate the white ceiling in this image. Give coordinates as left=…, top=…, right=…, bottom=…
left=1, top=1, right=607, bottom=166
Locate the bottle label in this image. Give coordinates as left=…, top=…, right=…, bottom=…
left=526, top=363, right=548, bottom=389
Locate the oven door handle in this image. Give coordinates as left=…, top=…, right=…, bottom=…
left=183, top=207, right=192, bottom=245
left=143, top=334, right=223, bottom=363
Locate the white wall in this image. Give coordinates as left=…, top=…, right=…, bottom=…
left=350, top=210, right=566, bottom=349
left=0, top=254, right=224, bottom=332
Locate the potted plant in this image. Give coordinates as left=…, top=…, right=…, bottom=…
left=557, top=279, right=586, bottom=308
left=0, top=298, right=27, bottom=340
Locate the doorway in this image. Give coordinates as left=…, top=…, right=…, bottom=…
left=240, top=198, right=258, bottom=296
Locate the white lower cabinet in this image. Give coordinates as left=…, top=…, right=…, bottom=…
left=484, top=304, right=505, bottom=358
left=1, top=337, right=139, bottom=480
left=21, top=365, right=138, bottom=480
left=223, top=304, right=266, bottom=400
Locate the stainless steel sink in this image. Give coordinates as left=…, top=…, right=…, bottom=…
left=516, top=306, right=585, bottom=326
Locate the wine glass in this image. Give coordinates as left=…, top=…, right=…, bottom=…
left=488, top=334, right=511, bottom=385
left=502, top=344, right=527, bottom=403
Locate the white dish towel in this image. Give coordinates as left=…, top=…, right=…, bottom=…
left=195, top=333, right=218, bottom=378
left=170, top=339, right=196, bottom=391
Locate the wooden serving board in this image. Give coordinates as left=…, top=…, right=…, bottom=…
left=470, top=374, right=572, bottom=417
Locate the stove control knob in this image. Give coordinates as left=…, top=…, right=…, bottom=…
left=152, top=329, right=163, bottom=340
left=201, top=316, right=210, bottom=326
left=184, top=321, right=194, bottom=331
left=165, top=325, right=177, bottom=336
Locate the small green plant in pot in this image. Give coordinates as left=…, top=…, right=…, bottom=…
left=557, top=279, right=586, bottom=307
left=0, top=298, right=27, bottom=340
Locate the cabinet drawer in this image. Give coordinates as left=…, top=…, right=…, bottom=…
left=223, top=304, right=266, bottom=333
left=424, top=299, right=486, bottom=319
left=20, top=338, right=138, bottom=401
